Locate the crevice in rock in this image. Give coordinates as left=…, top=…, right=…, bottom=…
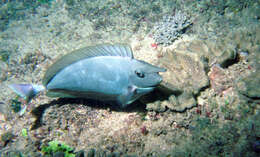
left=194, top=84, right=210, bottom=98
left=220, top=50, right=240, bottom=68
left=241, top=93, right=260, bottom=101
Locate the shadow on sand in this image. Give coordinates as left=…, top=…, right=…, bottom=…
left=30, top=87, right=174, bottom=130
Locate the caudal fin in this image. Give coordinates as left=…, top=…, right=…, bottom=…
left=8, top=84, right=45, bottom=102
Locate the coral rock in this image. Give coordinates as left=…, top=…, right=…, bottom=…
left=152, top=11, right=192, bottom=46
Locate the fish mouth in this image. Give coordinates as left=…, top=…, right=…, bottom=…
left=136, top=87, right=155, bottom=94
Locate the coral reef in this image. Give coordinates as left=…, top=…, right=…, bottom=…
left=152, top=11, right=192, bottom=46
left=0, top=0, right=260, bottom=157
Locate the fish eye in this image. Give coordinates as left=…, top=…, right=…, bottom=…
left=135, top=70, right=145, bottom=78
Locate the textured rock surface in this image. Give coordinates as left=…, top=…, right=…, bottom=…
left=1, top=0, right=260, bottom=157
left=146, top=44, right=209, bottom=112
left=224, top=25, right=260, bottom=99
left=172, top=39, right=238, bottom=67
left=237, top=55, right=260, bottom=98
left=239, top=71, right=260, bottom=98
left=152, top=11, right=192, bottom=46
left=158, top=48, right=209, bottom=95
left=147, top=25, right=259, bottom=112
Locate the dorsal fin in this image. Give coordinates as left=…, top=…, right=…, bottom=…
left=43, top=44, right=134, bottom=86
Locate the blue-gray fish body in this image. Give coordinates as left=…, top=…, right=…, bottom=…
left=9, top=44, right=166, bottom=108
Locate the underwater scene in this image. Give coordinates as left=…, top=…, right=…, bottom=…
left=0, top=0, right=260, bottom=156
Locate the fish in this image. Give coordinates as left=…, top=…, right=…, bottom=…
left=9, top=44, right=166, bottom=108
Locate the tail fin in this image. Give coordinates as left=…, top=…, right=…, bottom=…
left=8, top=84, right=45, bottom=102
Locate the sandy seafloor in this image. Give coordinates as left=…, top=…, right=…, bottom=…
left=0, top=0, right=260, bottom=157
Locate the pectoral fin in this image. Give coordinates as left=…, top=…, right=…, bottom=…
left=117, top=86, right=155, bottom=108
left=117, top=86, right=137, bottom=108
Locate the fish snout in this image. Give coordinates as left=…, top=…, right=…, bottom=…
left=156, top=74, right=163, bottom=83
